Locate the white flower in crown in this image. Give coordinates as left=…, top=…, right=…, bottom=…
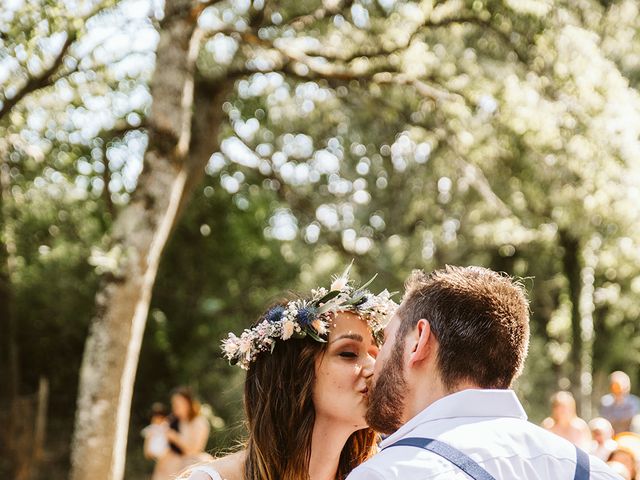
left=330, top=276, right=349, bottom=292
left=284, top=305, right=298, bottom=321
left=222, top=334, right=240, bottom=356
left=311, top=287, right=328, bottom=298
left=256, top=320, right=270, bottom=336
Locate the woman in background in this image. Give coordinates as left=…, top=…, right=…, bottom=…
left=542, top=390, right=592, bottom=451
left=151, top=387, right=211, bottom=480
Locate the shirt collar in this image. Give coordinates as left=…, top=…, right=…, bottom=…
left=379, top=389, right=528, bottom=448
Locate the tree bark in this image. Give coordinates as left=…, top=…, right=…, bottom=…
left=32, top=377, right=49, bottom=464
left=559, top=230, right=584, bottom=412
left=0, top=157, right=18, bottom=397
left=577, top=236, right=598, bottom=420
left=69, top=2, right=232, bottom=478
left=0, top=147, right=22, bottom=479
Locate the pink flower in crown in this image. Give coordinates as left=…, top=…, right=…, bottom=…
left=312, top=318, right=328, bottom=335
left=281, top=319, right=296, bottom=340
left=238, top=335, right=252, bottom=355
left=330, top=276, right=349, bottom=291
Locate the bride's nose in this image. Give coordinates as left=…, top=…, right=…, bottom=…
left=361, top=352, right=375, bottom=377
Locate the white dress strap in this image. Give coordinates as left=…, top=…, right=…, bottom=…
left=188, top=465, right=223, bottom=480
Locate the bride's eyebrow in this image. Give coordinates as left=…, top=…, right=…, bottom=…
left=330, top=333, right=364, bottom=344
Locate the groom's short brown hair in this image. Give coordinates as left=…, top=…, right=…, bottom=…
left=398, top=265, right=530, bottom=390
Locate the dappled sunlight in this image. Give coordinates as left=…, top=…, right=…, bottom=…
left=2, top=0, right=640, bottom=478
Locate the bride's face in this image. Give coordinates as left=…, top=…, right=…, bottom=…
left=313, top=311, right=378, bottom=431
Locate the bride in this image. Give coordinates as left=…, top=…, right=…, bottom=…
left=182, top=266, right=396, bottom=480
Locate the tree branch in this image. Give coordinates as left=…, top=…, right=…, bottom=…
left=0, top=0, right=120, bottom=122
left=440, top=135, right=515, bottom=218
left=261, top=0, right=356, bottom=31
left=0, top=32, right=76, bottom=121
left=160, top=0, right=225, bottom=28
left=302, top=13, right=529, bottom=67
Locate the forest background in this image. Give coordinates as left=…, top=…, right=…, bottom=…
left=1, top=0, right=640, bottom=478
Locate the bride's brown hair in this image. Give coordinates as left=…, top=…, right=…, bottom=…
left=242, top=306, right=379, bottom=480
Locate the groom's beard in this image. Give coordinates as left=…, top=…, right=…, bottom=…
left=365, top=339, right=407, bottom=435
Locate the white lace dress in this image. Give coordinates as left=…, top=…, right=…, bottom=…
left=187, top=465, right=223, bottom=480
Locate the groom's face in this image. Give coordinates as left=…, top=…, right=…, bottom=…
left=365, top=312, right=408, bottom=434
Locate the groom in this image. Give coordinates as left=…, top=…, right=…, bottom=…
left=348, top=266, right=620, bottom=480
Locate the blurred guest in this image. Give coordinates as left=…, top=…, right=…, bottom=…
left=151, top=387, right=211, bottom=480
left=607, top=460, right=632, bottom=480
left=600, top=371, right=640, bottom=435
left=542, top=391, right=591, bottom=450
left=590, top=417, right=617, bottom=461
left=608, top=450, right=637, bottom=480
left=632, top=414, right=640, bottom=434
left=166, top=387, right=210, bottom=456
left=143, top=402, right=170, bottom=460
left=609, top=433, right=640, bottom=480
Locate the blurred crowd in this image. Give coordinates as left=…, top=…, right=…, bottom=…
left=141, top=387, right=212, bottom=480
left=543, top=371, right=640, bottom=480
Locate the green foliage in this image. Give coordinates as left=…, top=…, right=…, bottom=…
left=2, top=0, right=640, bottom=478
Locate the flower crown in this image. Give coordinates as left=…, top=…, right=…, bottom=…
left=221, top=264, right=397, bottom=370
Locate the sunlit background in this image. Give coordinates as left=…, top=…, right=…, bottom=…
left=2, top=0, right=640, bottom=478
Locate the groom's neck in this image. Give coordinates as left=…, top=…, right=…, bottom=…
left=404, top=374, right=480, bottom=422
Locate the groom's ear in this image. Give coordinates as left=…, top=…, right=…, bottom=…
left=408, top=319, right=432, bottom=367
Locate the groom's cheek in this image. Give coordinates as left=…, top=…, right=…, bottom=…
left=374, top=346, right=389, bottom=377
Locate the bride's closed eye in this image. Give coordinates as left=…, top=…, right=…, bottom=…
left=339, top=351, right=358, bottom=358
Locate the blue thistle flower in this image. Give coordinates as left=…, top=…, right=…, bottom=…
left=264, top=305, right=285, bottom=323
left=296, top=307, right=316, bottom=327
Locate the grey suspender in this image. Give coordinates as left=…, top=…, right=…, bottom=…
left=382, top=437, right=590, bottom=480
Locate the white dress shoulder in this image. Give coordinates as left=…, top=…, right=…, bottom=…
left=187, top=465, right=223, bottom=480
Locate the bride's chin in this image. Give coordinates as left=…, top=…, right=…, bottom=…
left=351, top=413, right=368, bottom=430
left=350, top=421, right=368, bottom=431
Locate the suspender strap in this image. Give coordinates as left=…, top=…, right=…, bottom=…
left=574, top=446, right=590, bottom=480
left=383, top=438, right=591, bottom=480
left=382, top=437, right=496, bottom=480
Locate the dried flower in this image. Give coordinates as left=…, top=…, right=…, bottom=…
left=221, top=266, right=397, bottom=369
left=330, top=277, right=348, bottom=291
left=281, top=319, right=296, bottom=340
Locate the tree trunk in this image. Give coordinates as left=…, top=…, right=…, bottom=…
left=559, top=230, right=584, bottom=412
left=70, top=2, right=231, bottom=478
left=0, top=150, right=22, bottom=478
left=577, top=236, right=599, bottom=420
left=0, top=158, right=18, bottom=395
left=32, top=377, right=49, bottom=465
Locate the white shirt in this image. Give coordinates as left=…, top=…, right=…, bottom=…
left=347, top=389, right=621, bottom=480
left=141, top=423, right=169, bottom=459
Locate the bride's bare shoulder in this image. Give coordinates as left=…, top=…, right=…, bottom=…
left=213, top=450, right=246, bottom=479
left=188, top=450, right=246, bottom=480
